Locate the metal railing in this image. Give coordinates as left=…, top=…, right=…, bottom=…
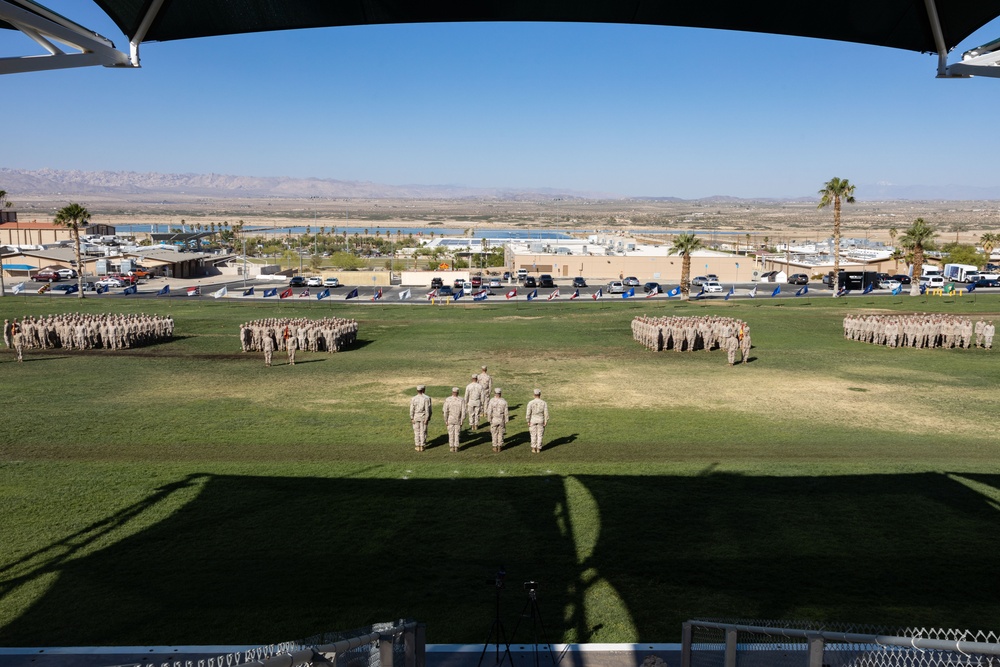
left=104, top=621, right=423, bottom=667
left=682, top=620, right=1000, bottom=667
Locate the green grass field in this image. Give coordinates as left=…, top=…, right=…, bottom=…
left=1, top=294, right=999, bottom=647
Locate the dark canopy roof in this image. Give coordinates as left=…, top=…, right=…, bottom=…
left=90, top=0, right=998, bottom=54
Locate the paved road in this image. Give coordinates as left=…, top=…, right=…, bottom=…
left=9, top=277, right=996, bottom=303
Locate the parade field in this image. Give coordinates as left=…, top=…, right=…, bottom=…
left=1, top=295, right=999, bottom=647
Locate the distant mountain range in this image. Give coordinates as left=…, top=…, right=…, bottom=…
left=2, top=168, right=998, bottom=202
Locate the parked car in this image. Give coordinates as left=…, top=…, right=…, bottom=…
left=538, top=274, right=555, bottom=288
left=453, top=279, right=465, bottom=289
left=892, top=274, right=912, bottom=284
left=289, top=276, right=306, bottom=287
left=31, top=270, right=61, bottom=282
left=572, top=277, right=588, bottom=288
left=461, top=281, right=473, bottom=291
left=787, top=274, right=809, bottom=285
left=623, top=276, right=640, bottom=287
left=323, top=277, right=340, bottom=288
left=703, top=281, right=723, bottom=293
left=882, top=279, right=902, bottom=291
left=306, top=276, right=323, bottom=287
left=643, top=281, right=660, bottom=293
left=502, top=272, right=511, bottom=281
left=919, top=275, right=946, bottom=289
left=436, top=285, right=454, bottom=297
left=975, top=278, right=1000, bottom=288
left=471, top=275, right=483, bottom=288
left=691, top=276, right=708, bottom=286
left=523, top=276, right=537, bottom=288
left=706, top=274, right=719, bottom=282
left=96, top=277, right=125, bottom=288
left=49, top=283, right=79, bottom=294
left=608, top=281, right=626, bottom=294
left=488, top=278, right=502, bottom=288
left=128, top=267, right=153, bottom=279
left=55, top=268, right=78, bottom=280
left=430, top=277, right=444, bottom=289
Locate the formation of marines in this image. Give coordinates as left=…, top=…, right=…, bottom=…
left=240, top=317, right=358, bottom=357
left=843, top=313, right=995, bottom=349
left=409, top=365, right=549, bottom=453
left=3, top=313, right=173, bottom=358
left=632, top=315, right=752, bottom=364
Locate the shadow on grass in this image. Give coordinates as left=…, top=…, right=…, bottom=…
left=3, top=473, right=1000, bottom=646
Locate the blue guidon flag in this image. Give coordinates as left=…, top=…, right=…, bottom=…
left=862, top=284, right=874, bottom=295
left=372, top=288, right=383, bottom=301
left=263, top=288, right=277, bottom=298
left=453, top=288, right=463, bottom=300
left=243, top=286, right=255, bottom=296
left=891, top=285, right=902, bottom=295
left=771, top=286, right=781, bottom=297
left=795, top=285, right=809, bottom=296
left=65, top=283, right=79, bottom=295
left=316, top=288, right=330, bottom=300
left=123, top=285, right=137, bottom=295
left=622, top=287, right=634, bottom=299
left=346, top=288, right=359, bottom=299
left=157, top=285, right=170, bottom=296
left=967, top=282, right=977, bottom=292
left=724, top=286, right=734, bottom=300
left=526, top=289, right=538, bottom=301
left=666, top=286, right=681, bottom=298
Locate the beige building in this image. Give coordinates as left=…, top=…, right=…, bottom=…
left=0, top=222, right=116, bottom=246
left=506, top=238, right=756, bottom=283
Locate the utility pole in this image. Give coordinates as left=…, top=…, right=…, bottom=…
left=242, top=237, right=247, bottom=289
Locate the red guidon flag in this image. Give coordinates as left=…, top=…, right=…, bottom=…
left=547, top=289, right=560, bottom=300
left=506, top=288, right=517, bottom=299
left=592, top=288, right=603, bottom=300
left=280, top=288, right=293, bottom=299
left=570, top=289, right=580, bottom=299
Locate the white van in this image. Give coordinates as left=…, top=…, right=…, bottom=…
left=919, top=275, right=945, bottom=289
left=516, top=268, right=528, bottom=282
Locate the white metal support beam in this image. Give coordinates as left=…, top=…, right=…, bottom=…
left=924, top=0, right=1000, bottom=79
left=0, top=0, right=133, bottom=74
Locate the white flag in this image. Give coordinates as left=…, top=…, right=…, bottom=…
left=11, top=282, right=25, bottom=295
left=212, top=285, right=228, bottom=299
left=399, top=288, right=411, bottom=300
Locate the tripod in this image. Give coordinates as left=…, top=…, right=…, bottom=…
left=504, top=585, right=555, bottom=667
left=478, top=580, right=513, bottom=667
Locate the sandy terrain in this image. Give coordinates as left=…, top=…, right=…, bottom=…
left=9, top=193, right=1000, bottom=243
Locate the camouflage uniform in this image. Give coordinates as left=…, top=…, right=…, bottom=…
left=442, top=389, right=467, bottom=452
left=410, top=386, right=432, bottom=452
left=525, top=390, right=549, bottom=453
left=485, top=389, right=509, bottom=452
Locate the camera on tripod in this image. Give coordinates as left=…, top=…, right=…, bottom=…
left=523, top=581, right=538, bottom=591
left=486, top=567, right=507, bottom=589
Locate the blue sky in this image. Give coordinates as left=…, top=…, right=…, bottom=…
left=3, top=2, right=1000, bottom=199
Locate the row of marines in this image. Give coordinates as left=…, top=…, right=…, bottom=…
left=632, top=315, right=752, bottom=364
left=843, top=314, right=995, bottom=349
left=3, top=313, right=174, bottom=358
left=240, top=317, right=358, bottom=356
left=409, top=366, right=549, bottom=453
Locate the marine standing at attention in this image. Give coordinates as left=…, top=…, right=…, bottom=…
left=477, top=365, right=493, bottom=398
left=464, top=374, right=485, bottom=430
left=262, top=333, right=274, bottom=367
left=525, top=389, right=549, bottom=454
left=410, top=385, right=432, bottom=452
left=485, top=388, right=509, bottom=453
left=442, top=387, right=467, bottom=453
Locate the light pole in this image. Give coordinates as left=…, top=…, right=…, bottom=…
left=242, top=237, right=247, bottom=289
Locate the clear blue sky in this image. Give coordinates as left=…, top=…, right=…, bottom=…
left=4, top=2, right=1000, bottom=199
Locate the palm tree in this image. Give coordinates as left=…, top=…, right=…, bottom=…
left=888, top=226, right=898, bottom=245
left=818, top=177, right=856, bottom=295
left=668, top=232, right=704, bottom=299
left=981, top=233, right=997, bottom=263
left=54, top=203, right=90, bottom=298
left=899, top=218, right=938, bottom=296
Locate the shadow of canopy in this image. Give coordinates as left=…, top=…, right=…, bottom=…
left=2, top=471, right=1000, bottom=646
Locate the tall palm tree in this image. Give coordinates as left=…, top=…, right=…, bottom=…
left=818, top=177, right=856, bottom=295
left=668, top=232, right=704, bottom=299
left=54, top=203, right=90, bottom=298
left=899, top=218, right=938, bottom=296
